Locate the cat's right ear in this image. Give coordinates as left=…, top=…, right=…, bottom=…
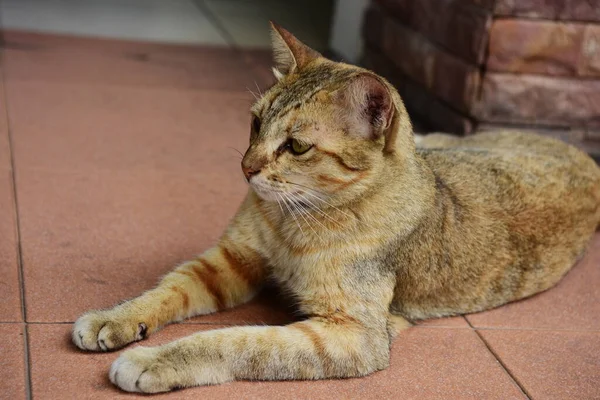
left=270, top=21, right=321, bottom=78
left=335, top=73, right=399, bottom=153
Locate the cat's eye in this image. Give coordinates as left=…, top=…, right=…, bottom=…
left=251, top=115, right=261, bottom=134
left=289, top=139, right=312, bottom=155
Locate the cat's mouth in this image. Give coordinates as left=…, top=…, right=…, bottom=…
left=250, top=179, right=310, bottom=206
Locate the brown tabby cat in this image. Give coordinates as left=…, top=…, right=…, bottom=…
left=72, top=23, right=600, bottom=393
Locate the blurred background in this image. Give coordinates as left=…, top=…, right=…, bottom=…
left=2, top=0, right=599, bottom=143
left=0, top=0, right=337, bottom=52
left=1, top=0, right=598, bottom=157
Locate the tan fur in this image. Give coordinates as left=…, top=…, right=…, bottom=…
left=72, top=25, right=600, bottom=393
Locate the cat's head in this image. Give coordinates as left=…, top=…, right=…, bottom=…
left=242, top=23, right=414, bottom=208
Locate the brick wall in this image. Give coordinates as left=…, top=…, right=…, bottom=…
left=362, top=0, right=600, bottom=153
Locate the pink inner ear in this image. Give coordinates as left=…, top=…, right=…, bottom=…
left=336, top=73, right=395, bottom=140
left=366, top=91, right=391, bottom=128
left=352, top=74, right=393, bottom=132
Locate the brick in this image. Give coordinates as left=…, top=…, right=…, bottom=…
left=375, top=0, right=491, bottom=64
left=494, top=0, right=600, bottom=22
left=363, top=46, right=474, bottom=134
left=364, top=6, right=481, bottom=113
left=475, top=73, right=600, bottom=128
left=487, top=20, right=584, bottom=76
left=581, top=25, right=600, bottom=77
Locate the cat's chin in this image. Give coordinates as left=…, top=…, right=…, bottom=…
left=249, top=183, right=282, bottom=202
left=252, top=189, right=279, bottom=202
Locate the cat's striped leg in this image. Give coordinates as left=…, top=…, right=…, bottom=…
left=109, top=315, right=400, bottom=393
left=72, top=235, right=266, bottom=352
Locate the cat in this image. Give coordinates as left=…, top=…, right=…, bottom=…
left=72, top=23, right=600, bottom=393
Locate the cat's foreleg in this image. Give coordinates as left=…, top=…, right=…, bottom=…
left=72, top=230, right=267, bottom=352
left=109, top=315, right=399, bottom=393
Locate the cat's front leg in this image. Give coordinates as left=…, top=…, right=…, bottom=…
left=72, top=207, right=267, bottom=352
left=109, top=316, right=401, bottom=393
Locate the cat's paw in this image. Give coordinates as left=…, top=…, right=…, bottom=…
left=110, top=346, right=177, bottom=393
left=72, top=310, right=147, bottom=351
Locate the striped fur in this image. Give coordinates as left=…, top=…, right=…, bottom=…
left=73, top=24, right=600, bottom=393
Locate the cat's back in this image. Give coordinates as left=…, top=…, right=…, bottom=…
left=416, top=130, right=600, bottom=243
left=391, top=131, right=600, bottom=319
left=417, top=130, right=595, bottom=167
left=416, top=130, right=600, bottom=204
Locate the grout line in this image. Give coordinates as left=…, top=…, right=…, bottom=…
left=0, top=28, right=33, bottom=400
left=466, top=319, right=532, bottom=400
left=22, top=323, right=33, bottom=400
left=0, top=25, right=28, bottom=325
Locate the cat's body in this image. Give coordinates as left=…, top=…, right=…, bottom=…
left=254, top=129, right=600, bottom=323
left=72, top=24, right=600, bottom=393
left=398, top=131, right=600, bottom=319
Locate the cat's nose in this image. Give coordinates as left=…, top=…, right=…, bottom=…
left=241, top=152, right=267, bottom=181
left=242, top=165, right=260, bottom=181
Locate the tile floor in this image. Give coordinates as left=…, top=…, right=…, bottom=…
left=0, top=7, right=599, bottom=400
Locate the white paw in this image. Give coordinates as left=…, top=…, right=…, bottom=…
left=110, top=346, right=176, bottom=393
left=72, top=310, right=147, bottom=351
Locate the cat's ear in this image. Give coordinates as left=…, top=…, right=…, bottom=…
left=270, top=21, right=321, bottom=77
left=337, top=73, right=397, bottom=151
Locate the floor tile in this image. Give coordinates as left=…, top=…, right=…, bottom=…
left=185, top=287, right=297, bottom=326
left=30, top=324, right=525, bottom=399
left=467, top=234, right=600, bottom=331
left=2, top=32, right=261, bottom=91
left=414, top=316, right=470, bottom=328
left=0, top=324, right=26, bottom=400
left=0, top=68, right=18, bottom=331
left=6, top=81, right=252, bottom=173
left=0, top=171, right=21, bottom=322
left=17, top=168, right=248, bottom=322
left=28, top=323, right=222, bottom=399
left=0, top=0, right=226, bottom=45
left=480, top=330, right=600, bottom=400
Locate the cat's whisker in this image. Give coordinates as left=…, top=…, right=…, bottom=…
left=288, top=192, right=330, bottom=244
left=292, top=192, right=341, bottom=242
left=254, top=81, right=263, bottom=97
left=246, top=87, right=260, bottom=101
left=275, top=193, right=286, bottom=215
left=294, top=191, right=347, bottom=231
left=228, top=146, right=245, bottom=158
left=280, top=192, right=304, bottom=236
left=290, top=186, right=360, bottom=226
left=299, top=189, right=355, bottom=219
left=284, top=192, right=312, bottom=236
left=287, top=193, right=321, bottom=242
left=285, top=180, right=330, bottom=197
left=275, top=193, right=294, bottom=240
